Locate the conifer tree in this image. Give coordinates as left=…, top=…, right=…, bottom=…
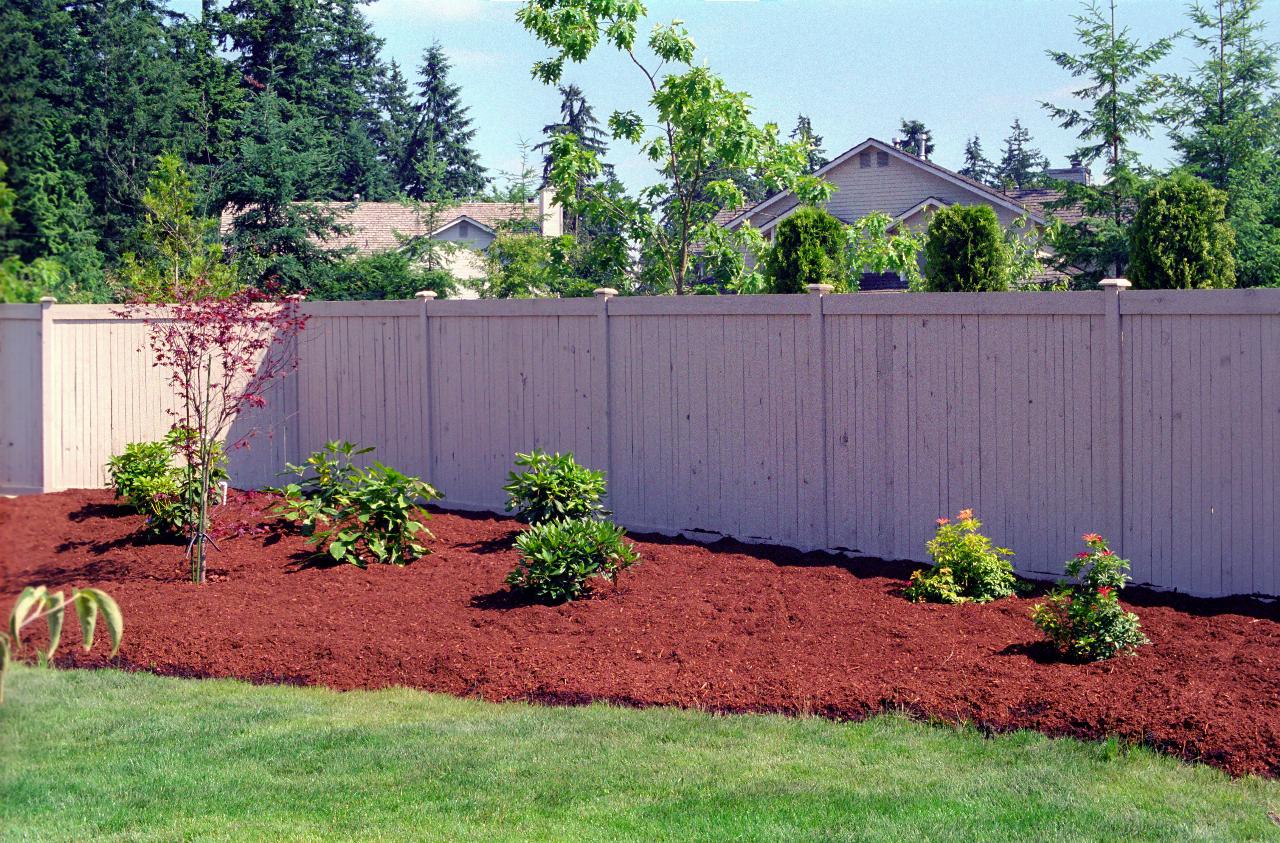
left=959, top=135, right=998, bottom=186
left=897, top=119, right=935, bottom=157
left=398, top=43, right=487, bottom=199
left=996, top=120, right=1049, bottom=189
left=790, top=115, right=828, bottom=173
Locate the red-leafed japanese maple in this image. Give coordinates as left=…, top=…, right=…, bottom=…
left=125, top=280, right=306, bottom=583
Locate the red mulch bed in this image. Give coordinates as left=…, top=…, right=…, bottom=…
left=2, top=489, right=1278, bottom=778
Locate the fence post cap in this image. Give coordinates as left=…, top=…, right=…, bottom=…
left=38, top=296, right=57, bottom=305
left=415, top=290, right=438, bottom=300
left=1099, top=278, right=1131, bottom=290
left=593, top=287, right=619, bottom=299
left=805, top=284, right=835, bottom=295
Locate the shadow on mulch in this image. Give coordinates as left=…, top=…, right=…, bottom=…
left=67, top=501, right=135, bottom=522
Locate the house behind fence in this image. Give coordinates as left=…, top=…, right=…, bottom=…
left=2, top=288, right=1278, bottom=599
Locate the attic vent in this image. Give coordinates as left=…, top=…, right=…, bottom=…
left=876, top=151, right=889, bottom=167
left=859, top=151, right=871, bottom=168
left=458, top=220, right=470, bottom=237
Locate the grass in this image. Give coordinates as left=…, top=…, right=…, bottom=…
left=2, top=668, right=1278, bottom=842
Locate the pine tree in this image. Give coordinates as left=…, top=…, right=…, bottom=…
left=398, top=43, right=486, bottom=200
left=1042, top=0, right=1174, bottom=280
left=374, top=59, right=417, bottom=188
left=897, top=119, right=935, bottom=157
left=215, top=90, right=342, bottom=290
left=790, top=115, right=827, bottom=173
left=535, top=84, right=610, bottom=183
left=1161, top=0, right=1280, bottom=286
left=959, top=135, right=997, bottom=186
left=997, top=120, right=1048, bottom=189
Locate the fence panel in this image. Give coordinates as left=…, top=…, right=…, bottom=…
left=0, top=306, right=42, bottom=494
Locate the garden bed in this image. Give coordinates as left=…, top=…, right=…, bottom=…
left=2, top=488, right=1277, bottom=778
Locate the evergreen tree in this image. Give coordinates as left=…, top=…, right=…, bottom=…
left=996, top=120, right=1048, bottom=189
left=1128, top=172, right=1235, bottom=289
left=897, top=119, right=935, bottom=157
left=959, top=135, right=998, bottom=186
left=373, top=59, right=417, bottom=188
left=398, top=43, right=486, bottom=200
left=1042, top=0, right=1173, bottom=280
left=536, top=84, right=610, bottom=183
left=1161, top=0, right=1280, bottom=286
left=215, top=90, right=343, bottom=290
left=790, top=114, right=827, bottom=173
left=170, top=8, right=246, bottom=204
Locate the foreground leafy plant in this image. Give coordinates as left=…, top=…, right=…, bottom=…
left=276, top=444, right=442, bottom=567
left=503, top=449, right=607, bottom=525
left=106, top=427, right=227, bottom=538
left=508, top=518, right=639, bottom=603
left=1031, top=534, right=1149, bottom=662
left=904, top=509, right=1018, bottom=603
left=1, top=586, right=122, bottom=703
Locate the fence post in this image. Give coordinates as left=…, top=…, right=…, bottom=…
left=416, top=290, right=437, bottom=484
left=806, top=285, right=832, bottom=548
left=38, top=296, right=56, bottom=492
left=593, top=288, right=617, bottom=512
left=1100, top=278, right=1130, bottom=551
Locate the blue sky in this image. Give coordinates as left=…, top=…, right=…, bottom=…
left=193, top=0, right=1280, bottom=191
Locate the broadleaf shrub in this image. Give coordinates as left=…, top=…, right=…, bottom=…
left=904, top=509, right=1017, bottom=603
left=1031, top=534, right=1149, bottom=661
left=503, top=450, right=607, bottom=525
left=507, top=518, right=639, bottom=603
left=106, top=427, right=227, bottom=538
left=765, top=205, right=849, bottom=293
left=275, top=444, right=442, bottom=567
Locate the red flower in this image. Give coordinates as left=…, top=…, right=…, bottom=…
left=1097, top=586, right=1113, bottom=598
left=1100, top=549, right=1115, bottom=556
left=1082, top=533, right=1103, bottom=543
left=936, top=517, right=950, bottom=526
left=1075, top=552, right=1089, bottom=559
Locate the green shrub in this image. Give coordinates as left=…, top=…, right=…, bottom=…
left=1129, top=172, right=1235, bottom=289
left=308, top=252, right=456, bottom=301
left=273, top=440, right=373, bottom=534
left=923, top=205, right=1010, bottom=291
left=1031, top=534, right=1149, bottom=661
left=765, top=205, right=848, bottom=293
left=508, top=518, right=639, bottom=602
left=106, top=428, right=226, bottom=538
left=904, top=509, right=1017, bottom=603
left=275, top=443, right=442, bottom=567
left=503, top=449, right=607, bottom=525
left=2, top=585, right=122, bottom=703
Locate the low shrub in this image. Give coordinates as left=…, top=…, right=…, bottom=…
left=508, top=518, right=639, bottom=603
left=904, top=509, right=1017, bottom=603
left=275, top=443, right=442, bottom=567
left=503, top=450, right=607, bottom=525
left=764, top=205, right=849, bottom=293
left=1031, top=534, right=1149, bottom=662
left=106, top=427, right=226, bottom=537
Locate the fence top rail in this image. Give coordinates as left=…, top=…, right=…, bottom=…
left=304, top=300, right=419, bottom=318
left=427, top=298, right=599, bottom=317
left=1119, top=288, right=1280, bottom=315
left=821, top=291, right=1106, bottom=315
left=609, top=294, right=813, bottom=316
left=0, top=304, right=41, bottom=320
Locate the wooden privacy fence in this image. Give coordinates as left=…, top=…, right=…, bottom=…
left=2, top=288, right=1279, bottom=598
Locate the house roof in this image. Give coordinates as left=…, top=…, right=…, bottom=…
left=220, top=201, right=541, bottom=255
left=1004, top=187, right=1086, bottom=226
left=721, top=138, right=1048, bottom=231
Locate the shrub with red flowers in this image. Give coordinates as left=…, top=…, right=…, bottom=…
left=904, top=509, right=1018, bottom=603
left=1031, top=534, right=1149, bottom=661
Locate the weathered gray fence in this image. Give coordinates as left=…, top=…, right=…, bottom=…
left=2, top=288, right=1278, bottom=598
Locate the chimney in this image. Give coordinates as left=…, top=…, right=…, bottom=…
left=538, top=186, right=563, bottom=237
left=1046, top=157, right=1092, bottom=185
left=917, top=137, right=927, bottom=159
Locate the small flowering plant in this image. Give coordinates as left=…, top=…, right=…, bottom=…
left=904, top=509, right=1018, bottom=603
left=1031, top=534, right=1149, bottom=661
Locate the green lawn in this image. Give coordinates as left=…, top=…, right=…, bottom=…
left=2, top=668, right=1277, bottom=842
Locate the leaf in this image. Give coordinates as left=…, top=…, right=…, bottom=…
left=9, top=586, right=47, bottom=646
left=82, top=589, right=123, bottom=656
left=43, top=591, right=65, bottom=660
left=0, top=634, right=9, bottom=703
left=73, top=591, right=99, bottom=652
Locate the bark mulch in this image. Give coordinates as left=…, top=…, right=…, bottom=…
left=2, top=489, right=1277, bottom=777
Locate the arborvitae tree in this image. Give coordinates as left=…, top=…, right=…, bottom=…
left=1128, top=172, right=1235, bottom=289
left=923, top=204, right=1011, bottom=292
left=1161, top=0, right=1280, bottom=286
left=216, top=90, right=343, bottom=290
left=764, top=206, right=848, bottom=293
left=996, top=120, right=1048, bottom=189
left=790, top=115, right=828, bottom=173
left=1042, top=0, right=1173, bottom=280
left=398, top=43, right=487, bottom=199
left=897, top=119, right=935, bottom=157
left=0, top=160, right=67, bottom=302
left=959, top=135, right=998, bottom=186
